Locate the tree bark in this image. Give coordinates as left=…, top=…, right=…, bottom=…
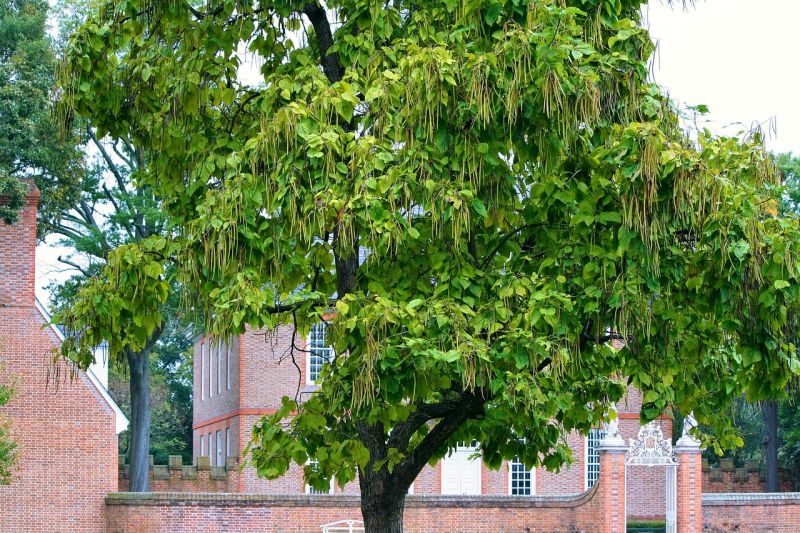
left=360, top=493, right=405, bottom=533
left=762, top=399, right=779, bottom=492
left=127, top=348, right=151, bottom=492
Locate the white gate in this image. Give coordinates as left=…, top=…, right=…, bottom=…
left=625, top=421, right=679, bottom=533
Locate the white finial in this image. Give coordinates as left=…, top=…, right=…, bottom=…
left=676, top=412, right=701, bottom=449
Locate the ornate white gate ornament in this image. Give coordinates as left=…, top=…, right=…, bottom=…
left=626, top=421, right=678, bottom=466
left=625, top=420, right=679, bottom=533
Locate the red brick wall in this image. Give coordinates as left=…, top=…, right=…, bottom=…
left=118, top=460, right=239, bottom=493
left=702, top=493, right=800, bottom=532
left=105, top=488, right=605, bottom=533
left=0, top=191, right=119, bottom=533
left=702, top=464, right=793, bottom=493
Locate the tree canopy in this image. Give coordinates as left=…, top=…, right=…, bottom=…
left=56, top=0, right=800, bottom=529
left=0, top=0, right=81, bottom=230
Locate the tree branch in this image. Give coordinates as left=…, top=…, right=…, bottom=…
left=302, top=2, right=344, bottom=84
left=57, top=256, right=90, bottom=277
left=393, top=391, right=487, bottom=491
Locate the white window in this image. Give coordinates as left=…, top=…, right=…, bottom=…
left=307, top=322, right=334, bottom=384
left=509, top=459, right=535, bottom=496
left=200, top=341, right=206, bottom=401
left=216, top=431, right=223, bottom=466
left=226, top=428, right=231, bottom=460
left=441, top=442, right=481, bottom=495
left=208, top=433, right=213, bottom=462
left=586, top=428, right=606, bottom=489
left=217, top=339, right=222, bottom=394
left=226, top=340, right=231, bottom=390
left=200, top=434, right=205, bottom=456
left=305, top=460, right=333, bottom=494
left=209, top=342, right=214, bottom=398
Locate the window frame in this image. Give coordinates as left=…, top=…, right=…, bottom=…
left=585, top=427, right=607, bottom=490
left=306, top=322, right=335, bottom=384
left=216, top=431, right=223, bottom=467
left=226, top=340, right=232, bottom=390
left=508, top=458, right=536, bottom=496
left=200, top=340, right=206, bottom=401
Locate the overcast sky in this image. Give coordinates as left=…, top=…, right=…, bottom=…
left=34, top=0, right=800, bottom=303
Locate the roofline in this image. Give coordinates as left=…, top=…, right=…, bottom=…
left=34, top=297, right=129, bottom=434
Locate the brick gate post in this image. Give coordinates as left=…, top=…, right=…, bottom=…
left=598, top=420, right=627, bottom=533
left=675, top=414, right=703, bottom=533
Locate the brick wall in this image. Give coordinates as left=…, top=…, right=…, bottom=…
left=105, top=487, right=605, bottom=533
left=0, top=189, right=119, bottom=533
left=702, top=459, right=794, bottom=493
left=702, top=492, right=800, bottom=532
left=118, top=456, right=239, bottom=493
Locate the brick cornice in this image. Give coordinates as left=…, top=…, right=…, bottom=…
left=193, top=408, right=279, bottom=430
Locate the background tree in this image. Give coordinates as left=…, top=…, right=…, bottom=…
left=12, top=0, right=195, bottom=490
left=0, top=0, right=80, bottom=228
left=56, top=0, right=800, bottom=530
left=0, top=362, right=17, bottom=485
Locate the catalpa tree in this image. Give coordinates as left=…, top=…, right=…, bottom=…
left=56, top=0, right=800, bottom=530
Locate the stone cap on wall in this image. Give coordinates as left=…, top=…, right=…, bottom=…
left=106, top=486, right=599, bottom=509
left=703, top=492, right=800, bottom=506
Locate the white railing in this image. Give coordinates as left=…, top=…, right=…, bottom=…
left=320, top=520, right=365, bottom=533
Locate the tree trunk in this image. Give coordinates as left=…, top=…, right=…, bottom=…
left=360, top=482, right=405, bottom=533
left=127, top=349, right=151, bottom=492
left=762, top=400, right=779, bottom=492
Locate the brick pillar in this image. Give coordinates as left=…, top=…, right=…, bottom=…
left=598, top=428, right=627, bottom=533
left=676, top=417, right=703, bottom=533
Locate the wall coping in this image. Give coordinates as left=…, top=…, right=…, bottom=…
left=106, top=487, right=597, bottom=509
left=702, top=492, right=800, bottom=506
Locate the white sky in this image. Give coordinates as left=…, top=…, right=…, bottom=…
left=34, top=0, right=800, bottom=303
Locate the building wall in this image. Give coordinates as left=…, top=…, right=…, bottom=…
left=0, top=189, right=118, bottom=533
left=191, top=317, right=678, bottom=519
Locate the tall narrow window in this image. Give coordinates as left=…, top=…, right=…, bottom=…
left=226, top=339, right=231, bottom=390
left=509, top=459, right=534, bottom=496
left=200, top=434, right=205, bottom=456
left=200, top=341, right=206, bottom=401
left=307, top=323, right=334, bottom=384
left=216, top=431, right=223, bottom=467
left=586, top=428, right=606, bottom=489
left=217, top=339, right=222, bottom=394
left=208, top=341, right=214, bottom=398
left=226, top=428, right=231, bottom=460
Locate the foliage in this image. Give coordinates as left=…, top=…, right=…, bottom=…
left=56, top=0, right=800, bottom=519
left=0, top=0, right=81, bottom=231
left=110, top=339, right=194, bottom=464
left=0, top=362, right=18, bottom=485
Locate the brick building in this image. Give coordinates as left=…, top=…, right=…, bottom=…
left=193, top=322, right=670, bottom=519
left=0, top=184, right=127, bottom=532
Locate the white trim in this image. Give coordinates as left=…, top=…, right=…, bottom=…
left=34, top=298, right=129, bottom=434
left=508, top=459, right=536, bottom=496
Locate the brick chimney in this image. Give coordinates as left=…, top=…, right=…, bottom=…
left=0, top=180, right=40, bottom=307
